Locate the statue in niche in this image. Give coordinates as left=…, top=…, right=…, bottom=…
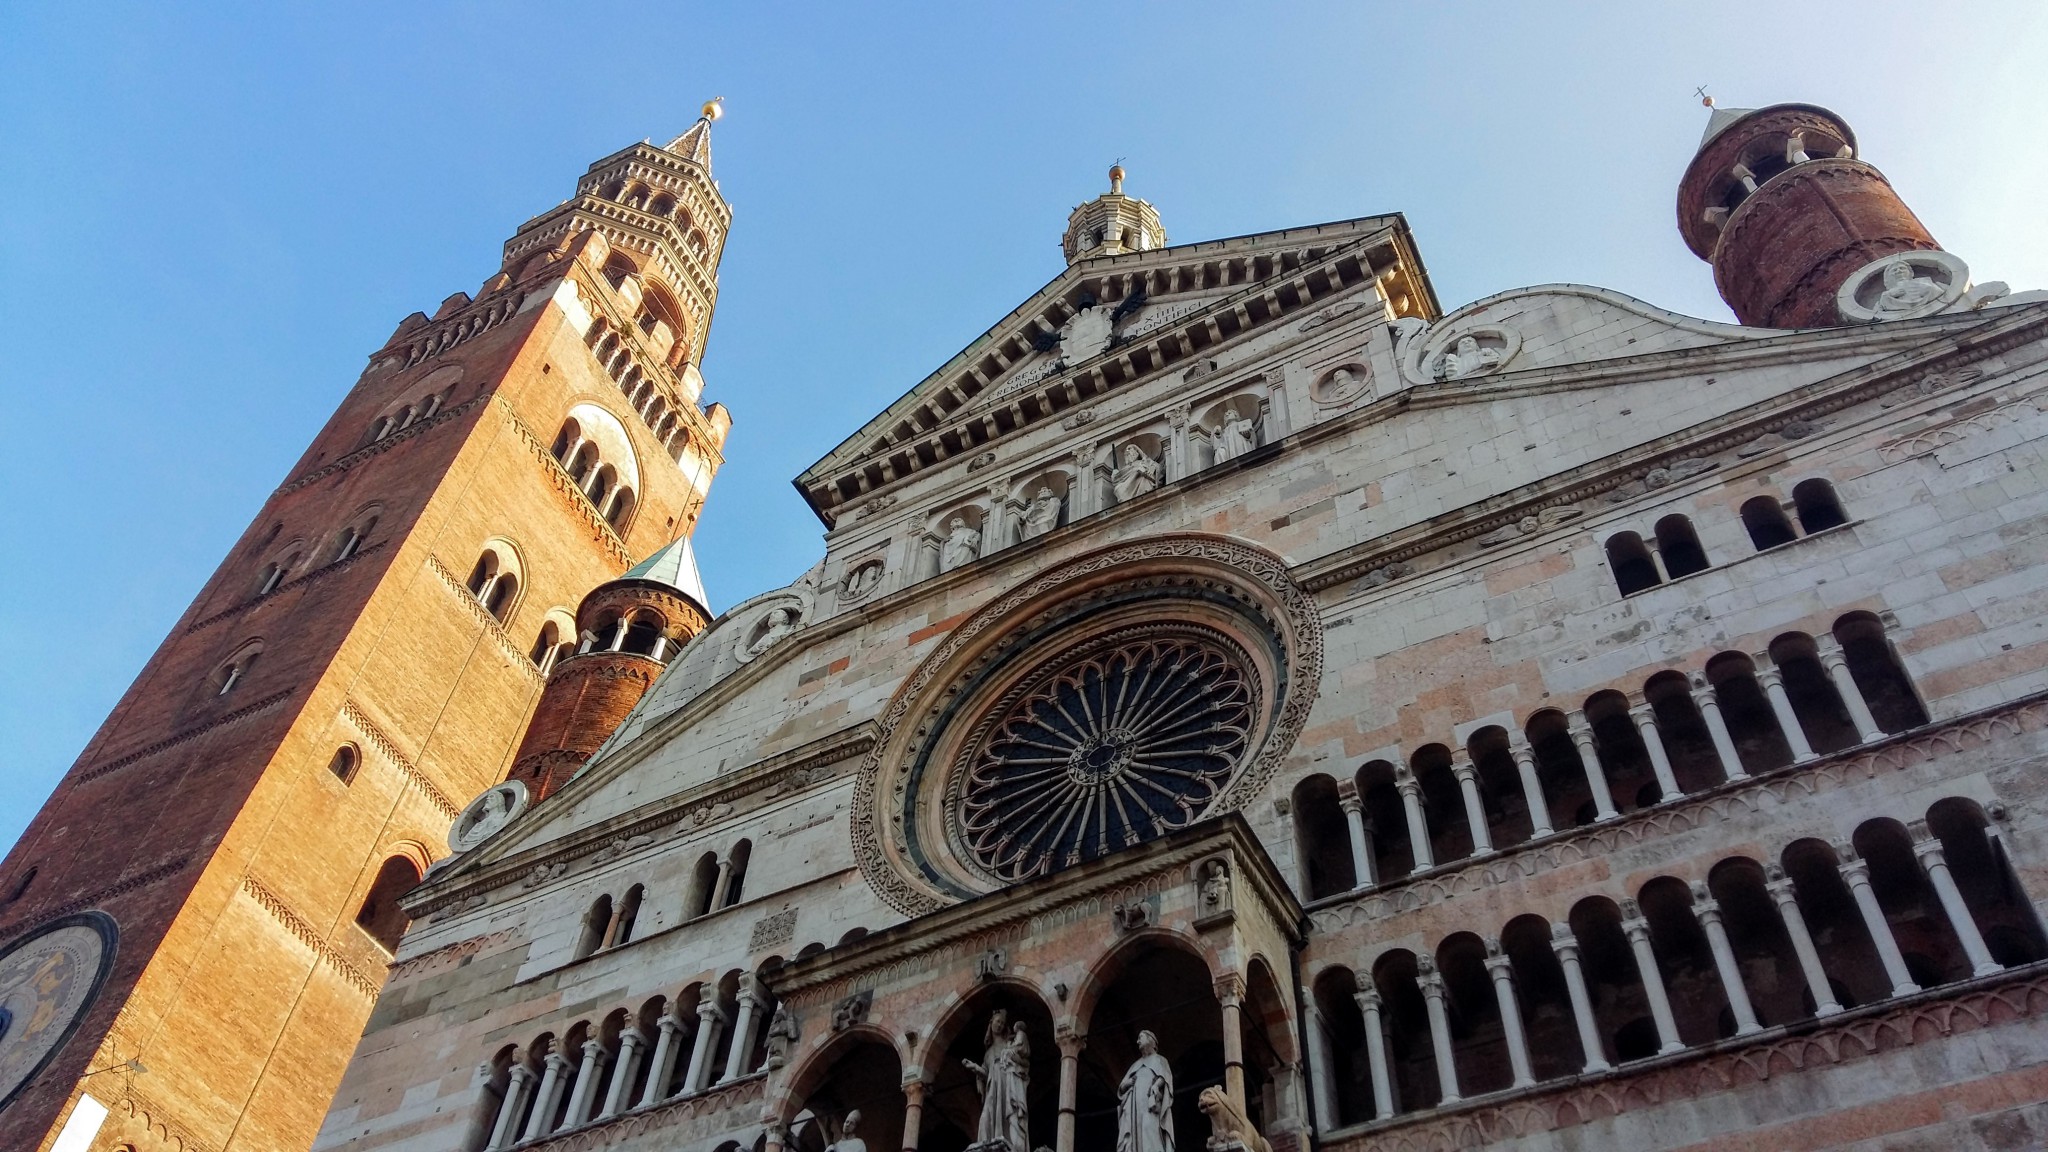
left=1020, top=487, right=1062, bottom=540
left=941, top=517, right=982, bottom=572
left=1116, top=1029, right=1175, bottom=1152
left=962, top=1011, right=1031, bottom=1151
left=1199, top=858, right=1231, bottom=916
left=1435, top=334, right=1502, bottom=380
left=1874, top=257, right=1946, bottom=317
left=745, top=607, right=797, bottom=658
left=828, top=1110, right=867, bottom=1152
left=1112, top=445, right=1162, bottom=503
left=1212, top=409, right=1258, bottom=464
left=764, top=1002, right=800, bottom=1069
left=842, top=560, right=883, bottom=599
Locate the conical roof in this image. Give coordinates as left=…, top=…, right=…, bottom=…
left=1698, top=104, right=1754, bottom=149
left=620, top=536, right=710, bottom=612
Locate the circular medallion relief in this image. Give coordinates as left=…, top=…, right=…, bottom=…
left=957, top=628, right=1256, bottom=880
left=450, top=780, right=528, bottom=853
left=0, top=912, right=118, bottom=1112
left=1836, top=250, right=1968, bottom=323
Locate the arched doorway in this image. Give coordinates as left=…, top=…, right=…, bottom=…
left=1076, top=939, right=1224, bottom=1152
left=919, top=983, right=1059, bottom=1152
left=784, top=1033, right=905, bottom=1152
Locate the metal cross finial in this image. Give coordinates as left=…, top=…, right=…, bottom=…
left=1694, top=86, right=1714, bottom=108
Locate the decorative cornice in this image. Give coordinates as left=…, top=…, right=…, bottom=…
left=70, top=690, right=297, bottom=786
left=114, top=1085, right=221, bottom=1152
left=386, top=927, right=516, bottom=982
left=182, top=542, right=389, bottom=636
left=239, top=874, right=381, bottom=998
left=426, top=554, right=549, bottom=674
left=0, top=856, right=192, bottom=935
left=275, top=394, right=487, bottom=497
left=340, top=699, right=461, bottom=819
left=384, top=291, right=526, bottom=372
left=493, top=393, right=633, bottom=567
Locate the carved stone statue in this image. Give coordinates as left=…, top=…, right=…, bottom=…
left=941, top=517, right=982, bottom=572
left=1874, top=257, right=1945, bottom=317
left=1116, top=1029, right=1174, bottom=1152
left=829, top=1109, right=867, bottom=1152
left=1198, top=1086, right=1269, bottom=1152
left=1020, top=487, right=1062, bottom=540
left=1199, top=859, right=1230, bottom=915
left=1111, top=445, right=1162, bottom=503
left=963, top=1012, right=1030, bottom=1152
left=842, top=560, right=882, bottom=598
left=1213, top=410, right=1257, bottom=464
left=764, top=1002, right=800, bottom=1069
left=1435, top=334, right=1502, bottom=380
left=746, top=607, right=796, bottom=658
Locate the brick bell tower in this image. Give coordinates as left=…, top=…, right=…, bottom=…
left=0, top=105, right=734, bottom=1152
left=1677, top=100, right=1941, bottom=328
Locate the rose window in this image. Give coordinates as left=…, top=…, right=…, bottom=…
left=958, top=631, right=1255, bottom=880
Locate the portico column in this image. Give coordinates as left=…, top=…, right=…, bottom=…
left=1756, top=662, right=1819, bottom=763
left=644, top=1015, right=686, bottom=1101
left=1549, top=926, right=1611, bottom=1073
left=1619, top=900, right=1686, bottom=1055
left=1765, top=866, right=1843, bottom=1016
left=1337, top=781, right=1376, bottom=888
left=901, top=1076, right=926, bottom=1152
left=1688, top=884, right=1762, bottom=1035
left=1450, top=750, right=1494, bottom=855
left=1394, top=767, right=1434, bottom=870
left=722, top=979, right=763, bottom=1082
left=1835, top=843, right=1921, bottom=997
left=764, top=1120, right=787, bottom=1152
left=1217, top=974, right=1248, bottom=1109
left=1509, top=738, right=1554, bottom=837
left=1819, top=637, right=1888, bottom=743
left=1354, top=984, right=1396, bottom=1120
left=1415, top=957, right=1462, bottom=1104
left=1304, top=1004, right=1339, bottom=1131
left=1689, top=673, right=1749, bottom=781
left=1567, top=711, right=1620, bottom=820
left=1482, top=938, right=1536, bottom=1088
left=1056, top=1025, right=1085, bottom=1152
left=522, top=1051, right=572, bottom=1141
left=1628, top=700, right=1685, bottom=802
left=563, top=1039, right=609, bottom=1127
left=709, top=858, right=736, bottom=911
left=600, top=1027, right=648, bottom=1118
left=684, top=989, right=727, bottom=1092
left=1911, top=821, right=2004, bottom=977
left=487, top=1064, right=536, bottom=1150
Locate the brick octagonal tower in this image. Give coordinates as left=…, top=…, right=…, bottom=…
left=1678, top=103, right=1940, bottom=328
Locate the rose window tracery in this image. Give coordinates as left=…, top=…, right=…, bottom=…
left=957, top=630, right=1255, bottom=880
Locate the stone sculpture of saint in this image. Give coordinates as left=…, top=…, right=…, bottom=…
left=829, top=1109, right=867, bottom=1152
left=1116, top=1030, right=1174, bottom=1152
left=1437, top=335, right=1501, bottom=380
left=1874, top=258, right=1944, bottom=316
left=963, top=1012, right=1030, bottom=1151
left=942, top=517, right=982, bottom=572
left=746, top=607, right=796, bottom=658
left=1112, top=445, right=1162, bottom=503
left=764, top=1002, right=800, bottom=1069
left=1020, top=487, right=1062, bottom=540
left=1213, top=410, right=1256, bottom=464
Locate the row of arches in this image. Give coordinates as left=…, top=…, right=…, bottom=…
left=567, top=841, right=757, bottom=967
left=550, top=417, right=637, bottom=532
left=1306, top=796, right=2043, bottom=1127
left=466, top=546, right=522, bottom=624
left=1292, top=612, right=1926, bottom=900
left=585, top=318, right=695, bottom=462
left=399, top=293, right=520, bottom=369
left=1606, top=479, right=1850, bottom=596
left=598, top=177, right=715, bottom=261
left=253, top=511, right=379, bottom=598
left=362, top=385, right=455, bottom=448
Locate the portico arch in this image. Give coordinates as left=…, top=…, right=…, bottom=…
left=775, top=1027, right=906, bottom=1152
left=1073, top=933, right=1223, bottom=1152
left=919, top=979, right=1059, bottom=1152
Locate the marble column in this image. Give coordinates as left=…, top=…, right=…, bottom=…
left=1549, top=926, right=1612, bottom=1073
left=1628, top=700, right=1684, bottom=802
left=709, top=858, right=736, bottom=911
left=1304, top=1005, right=1338, bottom=1131
left=644, top=1015, right=686, bottom=1102
left=1567, top=711, right=1620, bottom=820
left=1688, top=884, right=1761, bottom=1035
left=721, top=979, right=762, bottom=1082
left=522, top=1051, right=573, bottom=1141
left=600, top=1027, right=648, bottom=1118
left=1764, top=866, right=1843, bottom=1016
left=684, top=991, right=728, bottom=1092
left=1689, top=673, right=1749, bottom=781
left=487, top=1065, right=536, bottom=1150
left=1395, top=768, right=1434, bottom=871
left=1450, top=751, right=1494, bottom=855
left=1835, top=843, right=1921, bottom=997
left=1483, top=938, right=1536, bottom=1088
left=1756, top=663, right=1819, bottom=763
left=1337, top=781, right=1375, bottom=888
left=1056, top=1025, right=1085, bottom=1152
left=1819, top=637, right=1888, bottom=744
left=1217, top=975, right=1248, bottom=1108
left=1354, top=984, right=1397, bottom=1120
left=563, top=1039, right=609, bottom=1128
left=1510, top=739, right=1555, bottom=837
left=1911, top=821, right=2004, bottom=978
left=1619, top=900, right=1686, bottom=1055
left=1416, top=958, right=1462, bottom=1104
left=901, top=1077, right=926, bottom=1152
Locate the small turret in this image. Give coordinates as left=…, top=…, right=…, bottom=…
left=1062, top=164, right=1167, bottom=264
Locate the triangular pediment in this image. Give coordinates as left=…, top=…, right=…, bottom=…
left=795, top=213, right=1438, bottom=525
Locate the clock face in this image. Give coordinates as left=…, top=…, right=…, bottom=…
left=0, top=912, right=118, bottom=1113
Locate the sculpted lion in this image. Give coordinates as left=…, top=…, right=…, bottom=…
left=1197, top=1086, right=1269, bottom=1152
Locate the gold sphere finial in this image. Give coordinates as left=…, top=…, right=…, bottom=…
left=702, top=96, right=725, bottom=122
left=1108, top=163, right=1125, bottom=195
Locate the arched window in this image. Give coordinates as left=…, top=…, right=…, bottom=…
left=604, top=487, right=636, bottom=533
left=3, top=867, right=36, bottom=906
left=1291, top=775, right=1354, bottom=900
left=621, top=614, right=664, bottom=656
left=356, top=855, right=423, bottom=952
left=256, top=557, right=292, bottom=596
left=529, top=621, right=561, bottom=669
left=685, top=853, right=718, bottom=919
left=1705, top=652, right=1793, bottom=775
left=1833, top=612, right=1928, bottom=732
left=328, top=745, right=360, bottom=785
left=1741, top=496, right=1798, bottom=551
left=1767, top=632, right=1858, bottom=755
left=1792, top=479, right=1849, bottom=534
left=467, top=545, right=521, bottom=623
left=332, top=517, right=375, bottom=564
left=215, top=648, right=260, bottom=697
left=552, top=419, right=582, bottom=463
left=722, top=840, right=752, bottom=908
left=576, top=895, right=613, bottom=960
left=1605, top=532, right=1661, bottom=595
left=613, top=885, right=645, bottom=947
left=1654, top=515, right=1711, bottom=579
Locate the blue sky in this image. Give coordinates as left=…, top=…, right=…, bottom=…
left=3, top=2, right=2045, bottom=851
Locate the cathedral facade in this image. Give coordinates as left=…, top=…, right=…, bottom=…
left=311, top=102, right=2048, bottom=1152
